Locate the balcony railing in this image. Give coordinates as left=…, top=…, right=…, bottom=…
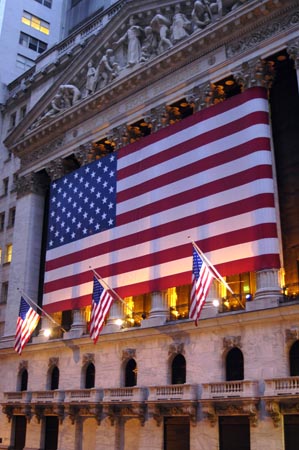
left=201, top=381, right=259, bottom=399
left=147, top=384, right=197, bottom=402
left=64, top=388, right=102, bottom=403
left=264, top=377, right=299, bottom=396
left=31, top=390, right=65, bottom=403
left=4, top=392, right=31, bottom=403
left=103, top=387, right=146, bottom=402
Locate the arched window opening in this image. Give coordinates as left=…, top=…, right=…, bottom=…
left=171, top=354, right=186, bottom=385
left=125, top=359, right=137, bottom=387
left=50, top=366, right=60, bottom=390
left=226, top=348, right=244, bottom=381
left=85, top=363, right=95, bottom=389
left=290, top=340, right=299, bottom=376
left=20, top=369, right=28, bottom=391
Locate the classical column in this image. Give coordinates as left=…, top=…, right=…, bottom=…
left=141, top=291, right=169, bottom=327
left=4, top=172, right=49, bottom=339
left=65, top=309, right=86, bottom=338
left=102, top=300, right=124, bottom=333
left=200, top=280, right=221, bottom=318
left=287, top=38, right=299, bottom=91
left=247, top=268, right=281, bottom=311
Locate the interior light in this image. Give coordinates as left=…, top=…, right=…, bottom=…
left=212, top=299, right=220, bottom=307
left=44, top=328, right=51, bottom=338
left=115, top=319, right=123, bottom=326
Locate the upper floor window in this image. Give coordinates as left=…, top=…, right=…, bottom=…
left=1, top=282, right=8, bottom=304
left=18, top=369, right=28, bottom=391
left=22, top=11, right=50, bottom=35
left=8, top=207, right=16, bottom=228
left=0, top=212, right=5, bottom=232
left=49, top=366, right=60, bottom=390
left=19, top=32, right=47, bottom=54
left=34, top=0, right=52, bottom=8
left=125, top=359, right=137, bottom=387
left=3, top=178, right=9, bottom=196
left=16, top=54, right=35, bottom=71
left=20, top=105, right=27, bottom=120
left=5, top=244, right=13, bottom=264
left=226, top=347, right=244, bottom=381
left=171, top=354, right=186, bottom=385
left=9, top=112, right=16, bottom=129
left=84, top=363, right=95, bottom=389
left=290, top=340, right=299, bottom=376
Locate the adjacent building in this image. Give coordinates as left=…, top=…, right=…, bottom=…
left=0, top=1, right=299, bottom=449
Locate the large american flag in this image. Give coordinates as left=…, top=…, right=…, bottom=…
left=190, top=248, right=214, bottom=325
left=14, top=297, right=40, bottom=354
left=43, top=87, right=281, bottom=313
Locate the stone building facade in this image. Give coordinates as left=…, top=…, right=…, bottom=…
left=0, top=0, right=299, bottom=449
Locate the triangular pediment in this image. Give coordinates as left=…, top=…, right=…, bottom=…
left=4, top=0, right=293, bottom=156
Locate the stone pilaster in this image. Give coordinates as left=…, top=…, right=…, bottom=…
left=64, top=309, right=86, bottom=338
left=141, top=291, right=169, bottom=327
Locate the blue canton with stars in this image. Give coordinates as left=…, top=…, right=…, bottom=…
left=47, top=153, right=117, bottom=250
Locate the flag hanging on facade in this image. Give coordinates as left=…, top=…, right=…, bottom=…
left=14, top=297, right=40, bottom=355
left=90, top=276, right=114, bottom=343
left=43, top=86, right=281, bottom=313
left=190, top=248, right=214, bottom=325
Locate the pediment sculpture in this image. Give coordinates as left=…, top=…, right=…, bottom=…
left=29, top=0, right=248, bottom=131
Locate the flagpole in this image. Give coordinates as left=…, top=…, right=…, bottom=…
left=90, top=267, right=144, bottom=321
left=188, top=238, right=235, bottom=295
left=18, top=289, right=67, bottom=333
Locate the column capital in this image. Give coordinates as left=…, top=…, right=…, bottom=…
left=233, top=58, right=275, bottom=91
left=287, top=38, right=299, bottom=69
left=16, top=172, right=49, bottom=198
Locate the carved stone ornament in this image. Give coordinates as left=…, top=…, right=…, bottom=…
left=265, top=400, right=281, bottom=427
left=201, top=403, right=217, bottom=427
left=21, top=136, right=65, bottom=168
left=287, top=38, right=299, bottom=68
left=122, top=348, right=136, bottom=360
left=104, top=403, right=146, bottom=426
left=203, top=400, right=259, bottom=427
left=45, top=158, right=66, bottom=181
left=82, top=353, right=95, bottom=365
left=227, top=9, right=299, bottom=58
left=285, top=327, right=299, bottom=342
left=148, top=402, right=197, bottom=427
left=223, top=336, right=242, bottom=350
left=19, top=360, right=28, bottom=371
left=233, top=58, right=275, bottom=91
left=16, top=172, right=49, bottom=198
left=168, top=342, right=185, bottom=356
left=48, top=357, right=59, bottom=368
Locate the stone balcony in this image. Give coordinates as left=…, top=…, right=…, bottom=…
left=147, top=384, right=198, bottom=402
left=64, top=388, right=102, bottom=403
left=31, top=390, right=65, bottom=404
left=201, top=380, right=259, bottom=399
left=103, top=387, right=147, bottom=402
left=3, top=391, right=31, bottom=403
left=264, top=377, right=299, bottom=396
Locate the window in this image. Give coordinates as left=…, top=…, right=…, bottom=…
left=9, top=112, right=16, bottom=129
left=0, top=212, right=4, bottom=232
left=20, top=105, right=27, bottom=120
left=34, top=0, right=52, bottom=8
left=219, top=416, right=250, bottom=450
left=44, top=416, right=59, bottom=450
left=85, top=363, right=95, bottom=389
left=284, top=415, right=299, bottom=450
left=19, top=32, right=47, bottom=54
left=5, top=244, right=13, bottom=264
left=171, top=354, right=186, bottom=385
left=16, top=54, right=35, bottom=71
left=13, top=416, right=27, bottom=450
left=3, top=177, right=9, bottom=196
left=50, top=366, right=59, bottom=390
left=125, top=359, right=137, bottom=387
left=22, top=11, right=50, bottom=35
left=20, top=369, right=28, bottom=391
left=8, top=207, right=16, bottom=228
left=290, top=340, right=299, bottom=376
left=164, top=416, right=190, bottom=450
left=1, top=282, right=8, bottom=304
left=226, top=347, right=244, bottom=381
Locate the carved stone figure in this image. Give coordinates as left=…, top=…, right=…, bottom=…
left=113, top=16, right=143, bottom=67
left=170, top=4, right=191, bottom=43
left=95, top=49, right=119, bottom=88
left=140, top=26, right=158, bottom=62
left=58, top=84, right=81, bottom=107
left=150, top=14, right=173, bottom=54
left=191, top=0, right=212, bottom=30
left=85, top=61, right=97, bottom=95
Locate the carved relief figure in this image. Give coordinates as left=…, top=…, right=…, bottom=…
left=150, top=13, right=173, bottom=54
left=85, top=61, right=97, bottom=95
left=140, top=26, right=158, bottom=62
left=170, top=4, right=191, bottom=43
left=113, top=16, right=143, bottom=67
left=58, top=84, right=81, bottom=107
left=95, top=49, right=119, bottom=88
left=191, top=0, right=212, bottom=30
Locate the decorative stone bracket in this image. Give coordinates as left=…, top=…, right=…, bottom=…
left=147, top=402, right=197, bottom=427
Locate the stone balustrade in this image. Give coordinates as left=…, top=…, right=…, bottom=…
left=264, top=377, right=299, bottom=396
left=201, top=380, right=259, bottom=399
left=64, top=388, right=102, bottom=403
left=147, top=384, right=197, bottom=401
left=103, top=387, right=147, bottom=402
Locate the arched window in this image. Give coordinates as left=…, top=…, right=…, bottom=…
left=125, top=359, right=137, bottom=387
left=85, top=363, right=95, bottom=389
left=171, top=354, right=186, bottom=385
left=50, top=366, right=60, bottom=390
left=20, top=369, right=28, bottom=391
left=226, top=348, right=244, bottom=381
left=290, top=340, right=299, bottom=376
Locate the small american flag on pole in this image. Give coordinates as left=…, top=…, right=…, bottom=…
left=190, top=248, right=214, bottom=325
left=14, top=297, right=40, bottom=355
left=90, top=276, right=114, bottom=343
